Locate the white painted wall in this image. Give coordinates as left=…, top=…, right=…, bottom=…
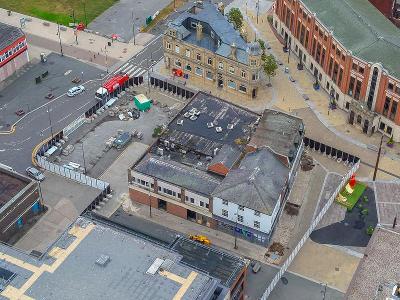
left=130, top=171, right=154, bottom=187
left=185, top=190, right=210, bottom=209
left=157, top=180, right=182, bottom=201
left=212, top=197, right=281, bottom=234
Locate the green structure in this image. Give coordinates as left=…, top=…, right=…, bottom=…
left=134, top=94, right=151, bottom=111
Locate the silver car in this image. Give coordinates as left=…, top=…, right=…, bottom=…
left=67, top=85, right=85, bottom=97
left=26, top=166, right=45, bottom=181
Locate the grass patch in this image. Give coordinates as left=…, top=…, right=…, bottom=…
left=336, top=182, right=367, bottom=209
left=0, top=0, right=118, bottom=26
left=142, top=0, right=186, bottom=32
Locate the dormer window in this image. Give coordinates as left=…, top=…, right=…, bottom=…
left=250, top=59, right=257, bottom=66
left=211, top=31, right=215, bottom=39
left=191, top=21, right=197, bottom=29
left=166, top=42, right=171, bottom=50
left=175, top=45, right=180, bottom=54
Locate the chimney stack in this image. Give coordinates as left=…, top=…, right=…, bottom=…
left=196, top=22, right=203, bottom=41
left=230, top=43, right=237, bottom=59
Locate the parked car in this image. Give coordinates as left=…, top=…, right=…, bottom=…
left=45, top=93, right=54, bottom=99
left=289, top=76, right=296, bottom=82
left=67, top=85, right=85, bottom=97
left=15, top=109, right=25, bottom=116
left=26, top=166, right=45, bottom=181
left=72, top=77, right=81, bottom=84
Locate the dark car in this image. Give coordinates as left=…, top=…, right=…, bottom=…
left=15, top=109, right=25, bottom=116
left=45, top=93, right=54, bottom=99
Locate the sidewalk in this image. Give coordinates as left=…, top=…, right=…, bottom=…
left=0, top=8, right=154, bottom=65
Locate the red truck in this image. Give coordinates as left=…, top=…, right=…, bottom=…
left=95, top=74, right=129, bottom=101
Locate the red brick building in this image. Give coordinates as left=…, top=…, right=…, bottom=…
left=369, top=0, right=400, bottom=27
left=0, top=22, right=29, bottom=82
left=273, top=0, right=400, bottom=141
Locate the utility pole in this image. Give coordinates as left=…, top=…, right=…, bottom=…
left=132, top=11, right=136, bottom=45
left=47, top=108, right=54, bottom=141
left=57, top=23, right=64, bottom=56
left=105, top=45, right=109, bottom=73
left=81, top=142, right=87, bottom=174
left=373, top=134, right=384, bottom=181
left=147, top=58, right=151, bottom=93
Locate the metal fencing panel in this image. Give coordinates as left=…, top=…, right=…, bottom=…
left=36, top=156, right=110, bottom=191
left=261, top=161, right=360, bottom=299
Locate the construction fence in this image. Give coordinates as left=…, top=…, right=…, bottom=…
left=261, top=160, right=360, bottom=299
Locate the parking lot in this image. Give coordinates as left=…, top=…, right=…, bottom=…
left=0, top=52, right=104, bottom=129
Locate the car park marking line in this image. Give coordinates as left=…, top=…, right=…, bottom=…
left=58, top=113, right=72, bottom=123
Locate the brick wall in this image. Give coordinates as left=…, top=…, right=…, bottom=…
left=167, top=202, right=187, bottom=219
left=129, top=188, right=157, bottom=207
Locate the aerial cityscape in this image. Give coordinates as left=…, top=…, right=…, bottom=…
left=0, top=0, right=399, bottom=299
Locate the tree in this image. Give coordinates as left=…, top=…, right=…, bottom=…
left=263, top=54, right=278, bottom=85
left=228, top=8, right=243, bottom=30
left=258, top=39, right=265, bottom=54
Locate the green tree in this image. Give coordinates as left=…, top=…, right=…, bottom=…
left=228, top=8, right=243, bottom=29
left=258, top=39, right=266, bottom=54
left=263, top=54, right=278, bottom=85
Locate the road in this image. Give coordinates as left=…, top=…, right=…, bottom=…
left=0, top=80, right=104, bottom=172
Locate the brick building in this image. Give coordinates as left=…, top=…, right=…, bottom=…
left=128, top=92, right=304, bottom=245
left=163, top=0, right=263, bottom=99
left=273, top=0, right=400, bottom=141
left=0, top=22, right=29, bottom=82
left=0, top=166, right=44, bottom=243
left=369, top=0, right=400, bottom=27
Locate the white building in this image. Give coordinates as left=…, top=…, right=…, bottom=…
left=212, top=148, right=289, bottom=244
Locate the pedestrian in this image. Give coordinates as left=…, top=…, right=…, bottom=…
left=94, top=54, right=96, bottom=59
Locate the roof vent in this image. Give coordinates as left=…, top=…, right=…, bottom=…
left=216, top=126, right=223, bottom=133
left=227, top=124, right=234, bottom=130
left=207, top=122, right=214, bottom=128
left=177, top=119, right=184, bottom=125
left=95, top=254, right=111, bottom=267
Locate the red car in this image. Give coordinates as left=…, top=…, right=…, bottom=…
left=15, top=109, right=25, bottom=116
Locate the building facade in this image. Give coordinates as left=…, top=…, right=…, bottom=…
left=273, top=0, right=400, bottom=141
left=163, top=1, right=263, bottom=99
left=0, top=22, right=29, bottom=82
left=0, top=167, right=44, bottom=243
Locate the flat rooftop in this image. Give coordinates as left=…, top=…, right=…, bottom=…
left=0, top=169, right=30, bottom=207
left=0, top=217, right=225, bottom=300
left=346, top=226, right=400, bottom=299
left=249, top=109, right=303, bottom=159
left=301, top=0, right=400, bottom=79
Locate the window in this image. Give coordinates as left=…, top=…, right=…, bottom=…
left=222, top=200, right=228, bottom=205
left=206, top=70, right=213, bottom=80
left=396, top=86, right=400, bottom=96
left=241, top=70, right=246, bottom=78
left=190, top=198, right=194, bottom=203
left=390, top=101, right=397, bottom=120
left=239, top=85, right=247, bottom=93
left=196, top=53, right=201, bottom=61
left=357, top=115, right=362, bottom=124
left=177, top=193, right=181, bottom=198
left=387, top=126, right=393, bottom=135
left=352, top=63, right=357, bottom=71
left=254, top=221, right=260, bottom=229
left=195, top=67, right=203, bottom=76
left=250, top=59, right=257, bottom=66
left=237, top=215, right=243, bottom=222
left=252, top=73, right=259, bottom=80
left=238, top=205, right=244, bottom=211
left=228, top=80, right=236, bottom=89
left=158, top=186, right=162, bottom=191
left=185, top=64, right=192, bottom=72
left=229, top=66, right=235, bottom=74
left=359, top=66, right=364, bottom=74
left=254, top=210, right=260, bottom=216
left=207, top=57, right=212, bottom=65
left=388, top=83, right=394, bottom=91
left=166, top=42, right=171, bottom=50
left=185, top=49, right=191, bottom=58
left=383, top=97, right=391, bottom=115
left=185, top=196, right=188, bottom=201
left=379, top=122, right=385, bottom=130
left=175, top=45, right=180, bottom=53
left=206, top=203, right=209, bottom=208
left=191, top=21, right=197, bottom=29
left=200, top=201, right=204, bottom=207
left=222, top=209, right=228, bottom=217
left=345, top=102, right=350, bottom=110
left=175, top=59, right=181, bottom=67
left=354, top=80, right=362, bottom=100
left=218, top=62, right=224, bottom=70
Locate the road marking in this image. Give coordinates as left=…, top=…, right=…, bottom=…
left=115, top=62, right=129, bottom=73
left=77, top=101, right=92, bottom=111
left=126, top=66, right=139, bottom=76
left=58, top=113, right=72, bottom=123
left=121, top=64, right=135, bottom=74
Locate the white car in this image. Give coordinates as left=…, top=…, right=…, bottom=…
left=67, top=85, right=85, bottom=97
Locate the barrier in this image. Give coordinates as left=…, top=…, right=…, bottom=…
left=150, top=73, right=196, bottom=99
left=36, top=155, right=110, bottom=192
left=261, top=160, right=360, bottom=299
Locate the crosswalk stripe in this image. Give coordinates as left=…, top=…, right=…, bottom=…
left=137, top=69, right=147, bottom=77
left=120, top=64, right=134, bottom=73
left=122, top=65, right=136, bottom=74
left=115, top=62, right=129, bottom=73
left=130, top=68, right=144, bottom=77
left=127, top=66, right=139, bottom=76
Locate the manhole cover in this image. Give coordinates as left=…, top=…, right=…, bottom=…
left=281, top=277, right=288, bottom=285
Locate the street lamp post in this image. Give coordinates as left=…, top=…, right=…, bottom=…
left=132, top=11, right=136, bottom=45
left=373, top=135, right=384, bottom=181
left=57, top=23, right=64, bottom=56
left=46, top=108, right=54, bottom=141
left=81, top=142, right=87, bottom=174
left=105, top=45, right=109, bottom=73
